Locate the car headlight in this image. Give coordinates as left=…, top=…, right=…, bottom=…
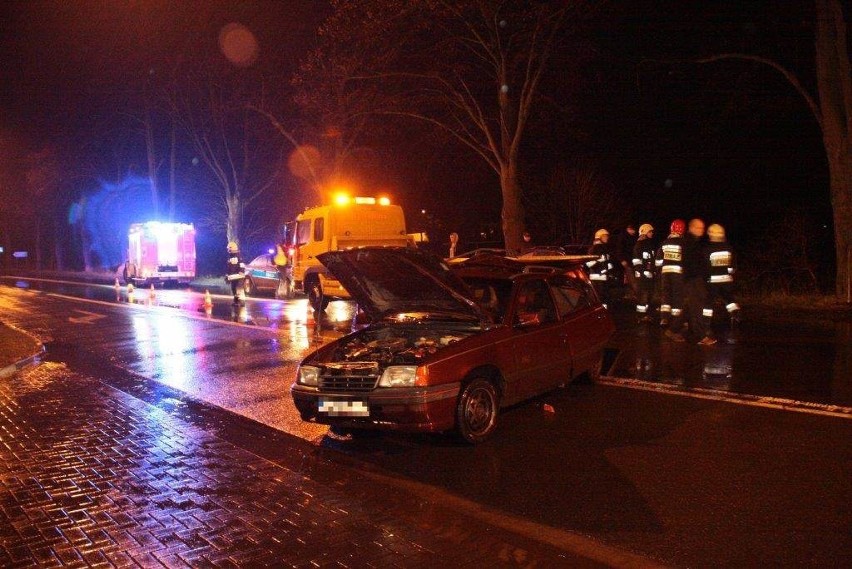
left=378, top=366, right=418, bottom=387
left=297, top=365, right=320, bottom=386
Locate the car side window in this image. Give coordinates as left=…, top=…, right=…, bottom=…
left=515, top=280, right=557, bottom=326
left=550, top=277, right=591, bottom=318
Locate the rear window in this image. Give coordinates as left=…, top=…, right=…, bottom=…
left=550, top=276, right=592, bottom=317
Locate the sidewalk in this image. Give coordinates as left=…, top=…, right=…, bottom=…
left=0, top=321, right=43, bottom=377
left=0, top=329, right=618, bottom=568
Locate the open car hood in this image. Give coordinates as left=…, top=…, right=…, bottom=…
left=318, top=247, right=487, bottom=324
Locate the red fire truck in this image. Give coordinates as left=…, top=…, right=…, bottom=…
left=123, top=222, right=196, bottom=286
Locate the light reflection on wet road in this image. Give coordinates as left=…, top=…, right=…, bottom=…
left=4, top=275, right=852, bottom=409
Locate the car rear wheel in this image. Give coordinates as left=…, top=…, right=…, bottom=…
left=455, top=378, right=499, bottom=444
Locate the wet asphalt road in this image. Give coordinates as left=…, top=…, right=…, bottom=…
left=0, top=277, right=851, bottom=567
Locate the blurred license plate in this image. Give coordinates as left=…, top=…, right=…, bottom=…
left=318, top=398, right=369, bottom=417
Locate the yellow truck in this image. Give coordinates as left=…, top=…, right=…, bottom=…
left=283, top=195, right=409, bottom=311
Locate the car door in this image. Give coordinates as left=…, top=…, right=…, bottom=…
left=504, top=278, right=570, bottom=401
left=549, top=273, right=613, bottom=377
left=248, top=255, right=278, bottom=291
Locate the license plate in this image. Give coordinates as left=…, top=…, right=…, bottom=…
left=318, top=398, right=369, bottom=417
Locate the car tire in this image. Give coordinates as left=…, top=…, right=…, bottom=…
left=243, top=276, right=255, bottom=297
left=455, top=378, right=499, bottom=444
left=308, top=279, right=330, bottom=312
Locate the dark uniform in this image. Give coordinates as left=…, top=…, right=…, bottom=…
left=632, top=232, right=657, bottom=322
left=226, top=243, right=247, bottom=306
left=586, top=232, right=614, bottom=308
left=702, top=229, right=741, bottom=340
left=683, top=219, right=708, bottom=341
left=659, top=226, right=686, bottom=339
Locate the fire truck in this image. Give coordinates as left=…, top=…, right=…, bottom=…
left=123, top=221, right=197, bottom=286
left=282, top=194, right=408, bottom=311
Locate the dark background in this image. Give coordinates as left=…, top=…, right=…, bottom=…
left=0, top=1, right=835, bottom=283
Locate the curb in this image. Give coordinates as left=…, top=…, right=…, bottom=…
left=0, top=323, right=46, bottom=379
left=0, top=348, right=46, bottom=379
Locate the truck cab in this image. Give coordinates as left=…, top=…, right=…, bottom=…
left=285, top=195, right=408, bottom=311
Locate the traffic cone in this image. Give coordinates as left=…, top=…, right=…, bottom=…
left=127, top=282, right=135, bottom=303
left=203, top=289, right=213, bottom=315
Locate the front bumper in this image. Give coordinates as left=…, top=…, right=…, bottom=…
left=291, top=382, right=461, bottom=433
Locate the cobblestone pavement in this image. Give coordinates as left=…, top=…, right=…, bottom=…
left=0, top=362, right=609, bottom=568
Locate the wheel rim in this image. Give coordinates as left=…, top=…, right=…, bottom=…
left=463, top=385, right=495, bottom=435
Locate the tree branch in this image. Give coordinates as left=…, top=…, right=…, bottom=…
left=695, top=53, right=824, bottom=133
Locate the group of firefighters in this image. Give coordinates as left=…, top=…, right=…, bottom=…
left=225, top=219, right=740, bottom=345
left=586, top=218, right=741, bottom=346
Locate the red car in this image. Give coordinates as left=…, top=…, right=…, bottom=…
left=291, top=247, right=614, bottom=443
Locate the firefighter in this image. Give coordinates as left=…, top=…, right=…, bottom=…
left=632, top=223, right=657, bottom=323
left=659, top=219, right=686, bottom=341
left=699, top=223, right=741, bottom=345
left=683, top=218, right=708, bottom=342
left=225, top=241, right=247, bottom=306
left=586, top=228, right=614, bottom=308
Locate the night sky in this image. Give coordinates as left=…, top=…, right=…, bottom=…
left=0, top=0, right=835, bottom=275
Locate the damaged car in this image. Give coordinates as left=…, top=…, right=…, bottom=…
left=291, top=247, right=614, bottom=443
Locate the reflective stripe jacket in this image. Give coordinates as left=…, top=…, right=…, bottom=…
left=226, top=253, right=246, bottom=281
left=658, top=234, right=685, bottom=275
left=632, top=237, right=657, bottom=280
left=705, top=240, right=735, bottom=284
left=586, top=240, right=614, bottom=281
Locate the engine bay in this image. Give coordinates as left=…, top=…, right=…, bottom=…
left=333, top=326, right=474, bottom=366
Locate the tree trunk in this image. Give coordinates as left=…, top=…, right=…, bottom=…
left=500, top=158, right=526, bottom=254
left=815, top=0, right=852, bottom=300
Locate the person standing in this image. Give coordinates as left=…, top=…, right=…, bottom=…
left=225, top=241, right=247, bottom=306
left=699, top=223, right=741, bottom=345
left=448, top=232, right=459, bottom=258
left=273, top=240, right=292, bottom=299
left=632, top=223, right=657, bottom=323
left=617, top=224, right=639, bottom=299
left=586, top=228, right=614, bottom=308
left=659, top=219, right=687, bottom=341
left=683, top=218, right=708, bottom=342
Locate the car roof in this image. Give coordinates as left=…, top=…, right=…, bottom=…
left=451, top=253, right=588, bottom=282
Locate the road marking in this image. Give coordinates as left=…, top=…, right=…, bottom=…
left=68, top=309, right=107, bottom=324
left=598, top=375, right=852, bottom=419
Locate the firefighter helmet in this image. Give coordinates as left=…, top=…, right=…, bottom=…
left=670, top=219, right=686, bottom=235
left=708, top=223, right=725, bottom=242
left=639, top=223, right=654, bottom=237
left=594, top=228, right=609, bottom=240
left=227, top=241, right=238, bottom=253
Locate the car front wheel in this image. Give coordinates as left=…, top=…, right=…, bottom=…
left=243, top=276, right=255, bottom=297
left=455, top=378, right=499, bottom=444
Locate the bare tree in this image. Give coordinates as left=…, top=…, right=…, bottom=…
left=170, top=73, right=284, bottom=249
left=23, top=147, right=62, bottom=270
left=536, top=162, right=621, bottom=246
left=691, top=0, right=851, bottom=300
left=300, top=0, right=592, bottom=253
